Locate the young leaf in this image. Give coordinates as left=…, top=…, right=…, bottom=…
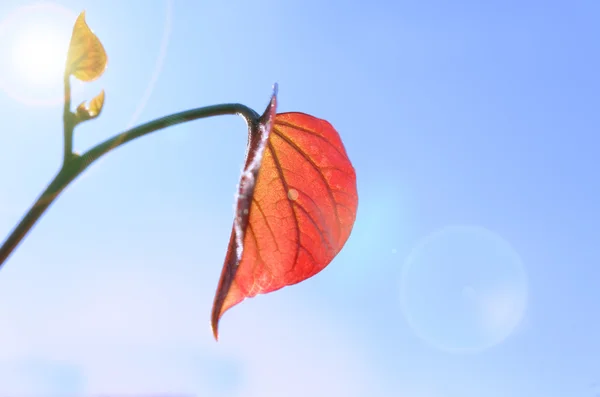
left=211, top=103, right=358, bottom=339
left=66, top=11, right=107, bottom=82
left=76, top=90, right=105, bottom=122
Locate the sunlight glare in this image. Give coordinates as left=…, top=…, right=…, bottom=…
left=0, top=3, right=76, bottom=106
left=11, top=28, right=66, bottom=87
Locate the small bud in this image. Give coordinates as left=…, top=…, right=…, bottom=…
left=75, top=90, right=105, bottom=123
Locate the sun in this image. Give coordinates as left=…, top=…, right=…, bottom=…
left=11, top=27, right=67, bottom=87
left=0, top=3, right=76, bottom=106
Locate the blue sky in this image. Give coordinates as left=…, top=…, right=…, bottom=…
left=0, top=0, right=598, bottom=395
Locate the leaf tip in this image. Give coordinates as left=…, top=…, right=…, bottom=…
left=210, top=300, right=223, bottom=341
left=211, top=320, right=220, bottom=341
left=259, top=84, right=278, bottom=126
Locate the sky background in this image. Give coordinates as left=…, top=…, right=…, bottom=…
left=0, top=0, right=598, bottom=396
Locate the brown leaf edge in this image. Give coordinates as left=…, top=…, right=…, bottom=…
left=210, top=84, right=278, bottom=340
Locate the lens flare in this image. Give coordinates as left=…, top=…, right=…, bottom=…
left=327, top=180, right=411, bottom=292
left=400, top=225, right=528, bottom=353
left=125, top=0, right=173, bottom=129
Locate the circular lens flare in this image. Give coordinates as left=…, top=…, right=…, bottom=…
left=400, top=225, right=528, bottom=353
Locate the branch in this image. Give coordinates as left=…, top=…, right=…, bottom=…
left=0, top=103, right=259, bottom=269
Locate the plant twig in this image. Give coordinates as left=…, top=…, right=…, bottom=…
left=63, top=73, right=75, bottom=165
left=0, top=103, right=259, bottom=269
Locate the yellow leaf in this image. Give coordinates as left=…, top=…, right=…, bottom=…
left=76, top=90, right=105, bottom=121
left=86, top=89, right=105, bottom=117
left=66, top=11, right=107, bottom=82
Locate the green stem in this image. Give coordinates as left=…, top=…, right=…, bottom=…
left=0, top=103, right=259, bottom=268
left=63, top=74, right=75, bottom=165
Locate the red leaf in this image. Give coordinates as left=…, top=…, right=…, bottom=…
left=211, top=98, right=358, bottom=340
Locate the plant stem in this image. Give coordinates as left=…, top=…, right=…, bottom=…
left=0, top=103, right=259, bottom=269
left=63, top=74, right=75, bottom=165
